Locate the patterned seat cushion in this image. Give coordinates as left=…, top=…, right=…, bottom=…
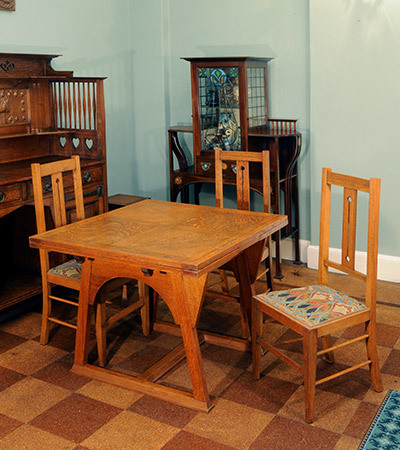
left=254, top=285, right=367, bottom=328
left=48, top=259, right=81, bottom=282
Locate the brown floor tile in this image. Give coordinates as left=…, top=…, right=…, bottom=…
left=0, top=311, right=41, bottom=339
left=0, top=366, right=25, bottom=391
left=105, top=336, right=147, bottom=368
left=128, top=395, right=199, bottom=428
left=381, top=348, right=400, bottom=376
left=36, top=325, right=77, bottom=352
left=116, top=344, right=172, bottom=375
left=162, top=430, right=235, bottom=449
left=81, top=410, right=179, bottom=449
left=0, top=330, right=26, bottom=353
left=314, top=364, right=372, bottom=399
left=0, top=424, right=76, bottom=449
left=29, top=393, right=122, bottom=443
left=250, top=415, right=341, bottom=450
left=184, top=398, right=274, bottom=449
left=0, top=413, right=23, bottom=439
left=341, top=322, right=400, bottom=348
left=343, top=401, right=379, bottom=439
left=32, top=353, right=90, bottom=391
left=255, top=349, right=304, bottom=385
left=374, top=304, right=400, bottom=327
left=201, top=343, right=252, bottom=370
left=150, top=333, right=183, bottom=350
left=221, top=371, right=299, bottom=414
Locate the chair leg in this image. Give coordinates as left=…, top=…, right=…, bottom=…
left=239, top=298, right=249, bottom=339
left=252, top=300, right=264, bottom=380
left=321, top=334, right=335, bottom=363
left=40, top=281, right=52, bottom=345
left=365, top=320, right=383, bottom=392
left=219, top=269, right=229, bottom=294
left=139, top=281, right=150, bottom=337
left=95, top=302, right=107, bottom=367
left=303, top=329, right=318, bottom=423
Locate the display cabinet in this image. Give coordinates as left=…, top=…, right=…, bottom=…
left=0, top=53, right=108, bottom=312
left=169, top=57, right=302, bottom=277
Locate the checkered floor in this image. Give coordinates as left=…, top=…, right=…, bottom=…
left=0, top=263, right=399, bottom=449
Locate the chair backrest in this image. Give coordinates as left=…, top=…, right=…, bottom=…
left=214, top=148, right=270, bottom=213
left=318, top=167, right=381, bottom=308
left=31, top=155, right=85, bottom=234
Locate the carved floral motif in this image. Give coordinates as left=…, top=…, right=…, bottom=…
left=0, top=0, right=15, bottom=11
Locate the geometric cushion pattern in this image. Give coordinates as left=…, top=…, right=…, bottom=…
left=47, top=258, right=81, bottom=282
left=254, top=284, right=367, bottom=328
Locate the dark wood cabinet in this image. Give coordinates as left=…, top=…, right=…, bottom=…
left=0, top=53, right=108, bottom=311
left=169, top=57, right=302, bottom=278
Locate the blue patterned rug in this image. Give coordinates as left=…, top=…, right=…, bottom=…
left=360, top=389, right=400, bottom=449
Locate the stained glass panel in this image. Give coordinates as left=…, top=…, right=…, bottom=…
left=197, top=66, right=241, bottom=151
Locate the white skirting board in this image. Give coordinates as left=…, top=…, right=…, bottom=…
left=306, top=244, right=400, bottom=283
left=270, top=238, right=310, bottom=264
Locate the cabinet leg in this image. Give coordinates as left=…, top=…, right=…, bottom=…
left=274, top=232, right=284, bottom=279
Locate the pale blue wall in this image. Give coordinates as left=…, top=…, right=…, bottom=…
left=1, top=1, right=399, bottom=258
left=310, top=0, right=400, bottom=256
left=165, top=0, right=311, bottom=237
left=0, top=0, right=145, bottom=197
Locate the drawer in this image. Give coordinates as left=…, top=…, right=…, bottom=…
left=0, top=182, right=23, bottom=205
left=26, top=164, right=104, bottom=200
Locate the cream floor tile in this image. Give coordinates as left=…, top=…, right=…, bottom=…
left=0, top=377, right=70, bottom=422
left=333, top=434, right=362, bottom=450
left=81, top=410, right=179, bottom=449
left=375, top=304, right=400, bottom=326
left=324, top=340, right=391, bottom=370
left=0, top=424, right=76, bottom=449
left=0, top=340, right=67, bottom=375
left=76, top=380, right=143, bottom=409
left=279, top=386, right=361, bottom=434
left=106, top=337, right=147, bottom=367
left=0, top=312, right=41, bottom=339
left=163, top=358, right=242, bottom=397
left=248, top=348, right=304, bottom=384
left=362, top=373, right=400, bottom=404
left=184, top=398, right=274, bottom=449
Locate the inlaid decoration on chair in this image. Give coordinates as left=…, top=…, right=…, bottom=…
left=31, top=155, right=150, bottom=367
left=206, top=148, right=273, bottom=339
left=252, top=167, right=383, bottom=423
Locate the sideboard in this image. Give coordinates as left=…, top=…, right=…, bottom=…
left=0, top=53, right=108, bottom=311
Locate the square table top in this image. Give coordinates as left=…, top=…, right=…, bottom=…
left=29, top=199, right=287, bottom=273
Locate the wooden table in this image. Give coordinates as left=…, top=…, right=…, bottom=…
left=30, top=199, right=287, bottom=412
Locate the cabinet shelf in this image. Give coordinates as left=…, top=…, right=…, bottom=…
left=0, top=129, right=75, bottom=140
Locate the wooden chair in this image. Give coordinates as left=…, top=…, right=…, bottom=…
left=207, top=148, right=273, bottom=338
left=252, top=167, right=383, bottom=422
left=31, top=155, right=150, bottom=366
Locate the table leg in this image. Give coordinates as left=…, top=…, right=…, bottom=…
left=74, top=258, right=93, bottom=367
left=169, top=272, right=212, bottom=407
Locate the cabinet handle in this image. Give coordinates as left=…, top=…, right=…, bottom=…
left=43, top=181, right=52, bottom=193
left=82, top=172, right=92, bottom=183
left=0, top=191, right=5, bottom=203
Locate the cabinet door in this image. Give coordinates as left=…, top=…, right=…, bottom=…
left=195, top=66, right=241, bottom=152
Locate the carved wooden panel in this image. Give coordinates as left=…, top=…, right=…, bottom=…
left=0, top=89, right=29, bottom=125
left=0, top=0, right=15, bottom=11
